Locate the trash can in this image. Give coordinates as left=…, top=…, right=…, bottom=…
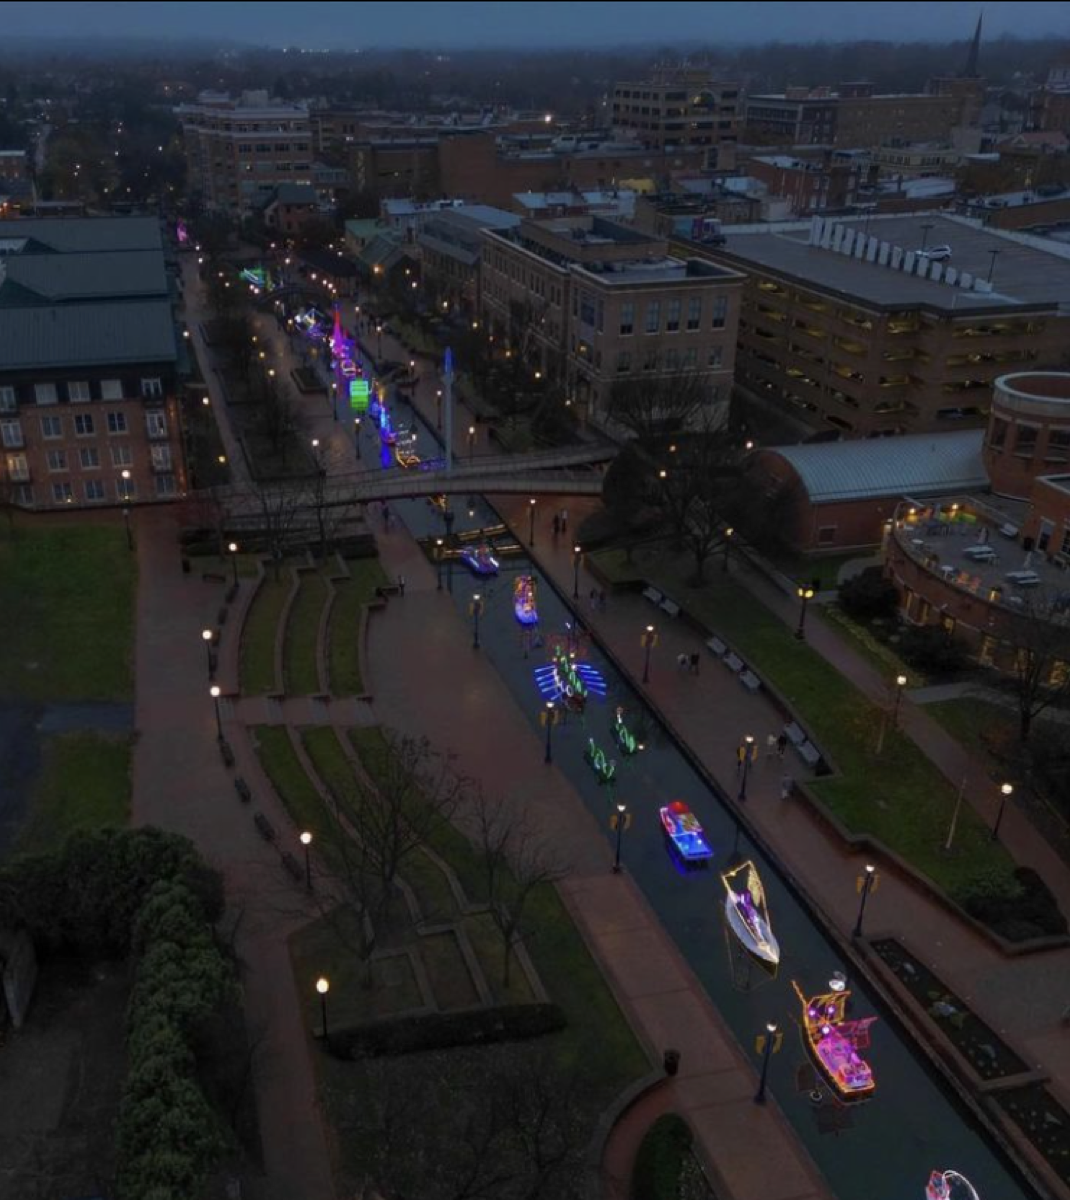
left=663, top=1049, right=681, bottom=1077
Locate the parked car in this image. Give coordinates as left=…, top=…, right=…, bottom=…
left=917, top=245, right=952, bottom=261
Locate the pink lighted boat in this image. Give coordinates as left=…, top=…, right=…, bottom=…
left=926, top=1171, right=981, bottom=1200
left=792, top=981, right=877, bottom=1102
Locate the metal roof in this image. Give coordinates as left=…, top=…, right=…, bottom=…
left=0, top=216, right=163, bottom=254
left=0, top=251, right=168, bottom=306
left=0, top=301, right=179, bottom=370
left=768, top=429, right=987, bottom=503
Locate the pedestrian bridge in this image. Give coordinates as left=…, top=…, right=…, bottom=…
left=220, top=444, right=614, bottom=512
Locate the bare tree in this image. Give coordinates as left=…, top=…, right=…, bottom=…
left=473, top=794, right=565, bottom=990
left=250, top=364, right=307, bottom=464
left=1004, top=596, right=1070, bottom=745
left=248, top=482, right=302, bottom=581
left=606, top=365, right=712, bottom=444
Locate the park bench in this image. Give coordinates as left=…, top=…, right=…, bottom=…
left=706, top=636, right=727, bottom=658
left=723, top=653, right=744, bottom=674
left=253, top=812, right=276, bottom=843
left=797, top=741, right=822, bottom=769
left=739, top=670, right=761, bottom=693
left=234, top=777, right=252, bottom=803
left=281, top=851, right=304, bottom=883
left=642, top=586, right=663, bottom=606
left=784, top=722, right=807, bottom=747
left=659, top=598, right=681, bottom=618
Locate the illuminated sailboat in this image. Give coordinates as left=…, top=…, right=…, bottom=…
left=925, top=1171, right=981, bottom=1200
left=792, top=981, right=877, bottom=1102
left=514, top=575, right=539, bottom=626
left=722, top=860, right=780, bottom=966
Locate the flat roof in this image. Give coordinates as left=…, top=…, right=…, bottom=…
left=768, top=429, right=986, bottom=503
left=717, top=214, right=1070, bottom=311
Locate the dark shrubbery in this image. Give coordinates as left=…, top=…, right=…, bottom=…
left=0, top=829, right=233, bottom=1200
left=630, top=1113, right=693, bottom=1200
left=952, top=865, right=1068, bottom=942
left=329, top=1002, right=567, bottom=1060
left=897, top=625, right=969, bottom=674
left=838, top=567, right=899, bottom=621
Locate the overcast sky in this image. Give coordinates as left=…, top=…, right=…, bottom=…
left=3, top=1, right=1069, bottom=50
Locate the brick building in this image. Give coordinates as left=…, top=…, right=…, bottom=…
left=416, top=206, right=519, bottom=315
left=0, top=217, right=186, bottom=511
left=686, top=213, right=1070, bottom=440
left=479, top=216, right=742, bottom=424
left=743, top=152, right=862, bottom=215
left=611, top=68, right=740, bottom=167
left=744, top=89, right=839, bottom=145
left=176, top=91, right=313, bottom=215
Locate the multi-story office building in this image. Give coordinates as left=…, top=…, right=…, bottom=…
left=744, top=89, right=839, bottom=145
left=611, top=68, right=740, bottom=166
left=480, top=217, right=743, bottom=423
left=684, top=213, right=1070, bottom=440
left=176, top=91, right=313, bottom=214
left=0, top=217, right=185, bottom=511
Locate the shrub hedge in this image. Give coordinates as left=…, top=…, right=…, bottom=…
left=630, top=1113, right=693, bottom=1200
left=329, top=1001, right=567, bottom=1060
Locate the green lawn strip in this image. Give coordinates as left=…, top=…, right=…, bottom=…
left=252, top=725, right=325, bottom=837
left=771, top=549, right=862, bottom=591
left=925, top=697, right=1013, bottom=764
left=15, top=731, right=131, bottom=856
left=466, top=911, right=537, bottom=1006
left=817, top=604, right=924, bottom=685
left=604, top=547, right=1019, bottom=900
left=587, top=546, right=646, bottom=586
left=0, top=526, right=134, bottom=702
left=239, top=572, right=292, bottom=694
left=419, top=930, right=482, bottom=1010
left=327, top=556, right=390, bottom=695
left=283, top=571, right=329, bottom=695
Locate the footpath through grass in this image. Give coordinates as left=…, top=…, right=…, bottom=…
left=328, top=557, right=389, bottom=695
left=597, top=545, right=1018, bottom=906
left=0, top=526, right=134, bottom=702
left=16, top=732, right=131, bottom=855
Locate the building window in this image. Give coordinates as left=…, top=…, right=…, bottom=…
left=150, top=445, right=172, bottom=471
left=0, top=387, right=15, bottom=412
left=84, top=479, right=105, bottom=502
left=107, top=412, right=128, bottom=435
left=40, top=415, right=62, bottom=439
left=1, top=419, right=23, bottom=448
left=140, top=378, right=163, bottom=399
left=1047, top=428, right=1070, bottom=462
left=666, top=299, right=681, bottom=333
left=643, top=348, right=659, bottom=372
left=645, top=301, right=661, bottom=333
left=6, top=453, right=29, bottom=482
left=79, top=447, right=100, bottom=469
left=683, top=347, right=698, bottom=369
left=619, top=302, right=634, bottom=336
left=15, top=484, right=33, bottom=505
left=34, top=382, right=58, bottom=405
left=47, top=449, right=67, bottom=471
left=817, top=526, right=838, bottom=545
left=617, top=351, right=632, bottom=374
left=1014, top=425, right=1038, bottom=457
left=74, top=413, right=95, bottom=437
left=51, top=482, right=73, bottom=504
left=708, top=347, right=723, bottom=369
left=665, top=348, right=681, bottom=371
left=687, top=297, right=702, bottom=330
left=155, top=473, right=178, bottom=497
left=711, top=296, right=728, bottom=329
left=989, top=418, right=1009, bottom=448
left=111, top=445, right=133, bottom=467
left=146, top=411, right=168, bottom=440
left=68, top=380, right=91, bottom=403
left=101, top=379, right=124, bottom=400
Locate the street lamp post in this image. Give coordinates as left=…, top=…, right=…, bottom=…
left=572, top=544, right=582, bottom=600
left=723, top=526, right=734, bottom=573
left=202, top=628, right=214, bottom=679
left=543, top=701, right=556, bottom=764
left=354, top=416, right=362, bottom=459
left=612, top=801, right=628, bottom=873
left=795, top=584, right=815, bottom=640
left=376, top=324, right=383, bottom=360
left=121, top=468, right=133, bottom=549
left=853, top=864, right=878, bottom=938
left=470, top=593, right=484, bottom=650
left=300, top=831, right=313, bottom=892
left=892, top=673, right=908, bottom=728
left=210, top=685, right=223, bottom=740
left=737, top=734, right=757, bottom=801
left=228, top=541, right=240, bottom=588
left=641, top=624, right=657, bottom=684
left=754, top=1022, right=779, bottom=1104
left=468, top=424, right=476, bottom=459
left=435, top=537, right=444, bottom=591
left=436, top=388, right=443, bottom=428
left=444, top=508, right=455, bottom=593
left=920, top=222, right=934, bottom=254
left=991, top=782, right=1014, bottom=843
left=316, top=977, right=330, bottom=1041
left=528, top=498, right=537, bottom=547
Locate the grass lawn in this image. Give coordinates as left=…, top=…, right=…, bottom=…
left=252, top=725, right=322, bottom=834
left=926, top=697, right=1013, bottom=764
left=600, top=544, right=1019, bottom=903
left=16, top=732, right=131, bottom=855
left=327, top=557, right=389, bottom=695
left=283, top=572, right=329, bottom=695
left=817, top=604, right=924, bottom=686
left=0, top=526, right=134, bottom=702
left=771, top=548, right=865, bottom=591
left=239, top=571, right=292, bottom=694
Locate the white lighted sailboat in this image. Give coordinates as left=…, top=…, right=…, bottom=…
left=722, top=860, right=780, bottom=966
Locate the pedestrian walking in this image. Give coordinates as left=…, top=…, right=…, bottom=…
left=589, top=587, right=598, bottom=611
left=780, top=774, right=794, bottom=802
left=776, top=729, right=788, bottom=759
left=766, top=733, right=778, bottom=761
left=397, top=573, right=406, bottom=597
left=689, top=652, right=700, bottom=675
left=677, top=652, right=689, bottom=672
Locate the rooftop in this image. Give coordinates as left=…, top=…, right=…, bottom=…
left=0, top=216, right=163, bottom=255
left=768, top=429, right=986, bottom=503
left=0, top=250, right=168, bottom=307
left=716, top=213, right=1070, bottom=311
left=0, top=301, right=179, bottom=371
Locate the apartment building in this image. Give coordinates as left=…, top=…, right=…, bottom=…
left=611, top=68, right=740, bottom=167
left=176, top=90, right=313, bottom=215
left=744, top=153, right=862, bottom=215
left=684, top=213, right=1070, bottom=440
left=479, top=217, right=743, bottom=423
left=744, top=90, right=838, bottom=145
left=0, top=217, right=185, bottom=511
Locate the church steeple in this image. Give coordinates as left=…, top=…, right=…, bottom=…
left=962, top=12, right=983, bottom=79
